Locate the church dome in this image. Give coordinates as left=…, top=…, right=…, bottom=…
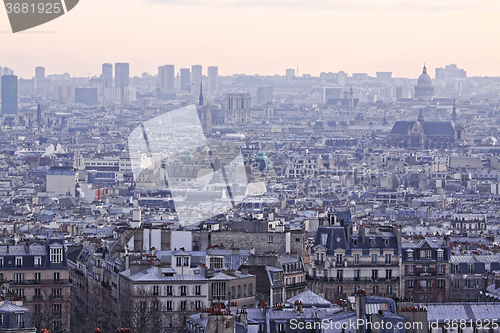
left=417, top=65, right=432, bottom=86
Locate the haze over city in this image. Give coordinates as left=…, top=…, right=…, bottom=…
left=2, top=0, right=500, bottom=78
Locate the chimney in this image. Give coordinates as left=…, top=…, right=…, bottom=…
left=356, top=291, right=366, bottom=333
left=359, top=226, right=366, bottom=243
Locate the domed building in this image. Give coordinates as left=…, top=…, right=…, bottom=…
left=414, top=65, right=434, bottom=99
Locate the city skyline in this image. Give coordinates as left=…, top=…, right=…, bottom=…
left=1, top=0, right=500, bottom=78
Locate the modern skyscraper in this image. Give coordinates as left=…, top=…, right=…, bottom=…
left=115, top=63, right=130, bottom=99
left=101, top=63, right=113, bottom=87
left=207, top=66, right=218, bottom=96
left=180, top=68, right=190, bottom=92
left=35, top=66, right=45, bottom=79
left=191, top=65, right=202, bottom=97
left=1, top=75, right=18, bottom=115
left=158, top=65, right=175, bottom=91
left=286, top=68, right=296, bottom=77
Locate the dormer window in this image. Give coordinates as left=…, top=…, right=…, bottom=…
left=370, top=239, right=376, bottom=247
left=34, top=257, right=41, bottom=267
left=353, top=239, right=358, bottom=246
left=437, top=250, right=444, bottom=260
left=407, top=250, right=414, bottom=261
left=50, top=247, right=63, bottom=264
left=176, top=257, right=182, bottom=267
left=15, top=257, right=22, bottom=267
left=384, top=239, right=390, bottom=247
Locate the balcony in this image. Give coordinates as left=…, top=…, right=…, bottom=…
left=310, top=276, right=399, bottom=283
left=285, top=281, right=307, bottom=290
left=9, top=279, right=71, bottom=286
left=32, top=295, right=43, bottom=301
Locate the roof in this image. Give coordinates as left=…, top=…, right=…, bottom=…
left=286, top=290, right=331, bottom=308
left=419, top=303, right=500, bottom=323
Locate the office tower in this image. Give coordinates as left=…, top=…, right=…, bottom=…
left=257, top=86, right=273, bottom=104
left=115, top=63, right=130, bottom=99
left=225, top=93, right=251, bottom=125
left=75, top=87, right=98, bottom=106
left=207, top=66, right=218, bottom=95
left=435, top=64, right=466, bottom=80
left=286, top=68, right=296, bottom=77
left=158, top=65, right=175, bottom=91
left=35, top=66, right=45, bottom=79
left=101, top=63, right=113, bottom=87
left=191, top=65, right=202, bottom=97
left=1, top=75, right=18, bottom=114
left=180, top=68, right=190, bottom=92
left=115, top=63, right=129, bottom=88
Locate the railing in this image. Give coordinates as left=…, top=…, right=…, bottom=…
left=286, top=281, right=307, bottom=289
left=308, top=276, right=400, bottom=283
left=10, top=279, right=71, bottom=286
left=32, top=295, right=43, bottom=301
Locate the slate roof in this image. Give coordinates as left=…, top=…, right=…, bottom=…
left=419, top=303, right=500, bottom=323
left=390, top=121, right=455, bottom=136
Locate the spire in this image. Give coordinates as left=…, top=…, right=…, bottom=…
left=199, top=82, right=204, bottom=106
left=423, top=64, right=427, bottom=75
left=418, top=109, right=424, bottom=123
left=452, top=97, right=457, bottom=122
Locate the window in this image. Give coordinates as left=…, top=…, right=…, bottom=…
left=372, top=285, right=379, bottom=294
left=468, top=264, right=474, bottom=274
left=34, top=272, right=41, bottom=282
left=277, top=323, right=286, bottom=333
left=231, top=286, right=236, bottom=298
left=238, top=285, right=242, bottom=298
left=337, top=285, right=343, bottom=294
left=384, top=239, right=390, bottom=246
left=321, top=234, right=328, bottom=246
left=166, top=301, right=173, bottom=311
left=0, top=257, right=3, bottom=267
left=437, top=250, right=444, bottom=260
left=372, top=270, right=378, bottom=281
left=183, top=257, right=189, bottom=267
left=195, top=300, right=201, bottom=310
left=16, top=313, right=23, bottom=328
left=51, top=288, right=62, bottom=300
left=423, top=265, right=429, bottom=274
left=195, top=285, right=201, bottom=296
left=54, top=272, right=60, bottom=282
left=211, top=282, right=226, bottom=300
left=53, top=321, right=62, bottom=332
left=268, top=236, right=274, bottom=243
left=438, top=279, right=445, bottom=289
left=176, top=257, right=182, bottom=267
left=35, top=305, right=41, bottom=314
left=209, top=257, right=224, bottom=270
left=407, top=251, right=413, bottom=261
left=337, top=269, right=343, bottom=281
left=180, top=286, right=187, bottom=296
left=387, top=285, right=393, bottom=295
left=353, top=239, right=358, bottom=246
left=408, top=280, right=414, bottom=289
left=371, top=254, right=378, bottom=265
left=385, top=254, right=392, bottom=265
left=14, top=273, right=24, bottom=283
left=50, top=247, right=63, bottom=264
left=34, top=257, right=41, bottom=267
left=34, top=289, right=41, bottom=299
left=386, top=269, right=392, bottom=280
left=166, top=286, right=173, bottom=296
left=438, top=265, right=444, bottom=274
left=354, top=285, right=360, bottom=293
left=244, top=284, right=247, bottom=297
left=15, top=257, right=22, bottom=267
left=249, top=283, right=253, bottom=296
left=354, top=254, right=360, bottom=265
left=153, top=286, right=159, bottom=295
left=52, top=304, right=62, bottom=316
left=336, top=254, right=343, bottom=265
left=371, top=239, right=376, bottom=247
left=354, top=270, right=360, bottom=281
left=407, top=265, right=414, bottom=275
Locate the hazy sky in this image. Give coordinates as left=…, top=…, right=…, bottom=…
left=1, top=0, right=500, bottom=79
